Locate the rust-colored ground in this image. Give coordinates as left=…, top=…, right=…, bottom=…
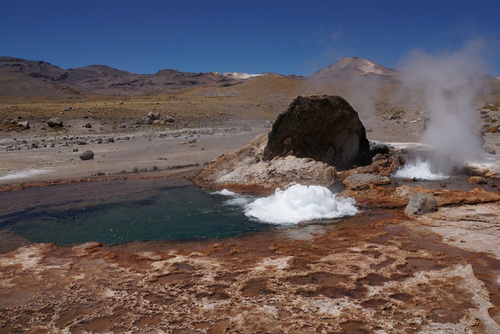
left=1, top=205, right=499, bottom=333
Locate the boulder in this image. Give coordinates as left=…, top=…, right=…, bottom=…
left=405, top=192, right=438, bottom=217
left=343, top=173, right=391, bottom=190
left=79, top=150, right=94, bottom=160
left=263, top=95, right=372, bottom=170
left=47, top=117, right=63, bottom=127
left=191, top=133, right=337, bottom=194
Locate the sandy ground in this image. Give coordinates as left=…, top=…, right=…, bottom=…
left=0, top=119, right=271, bottom=187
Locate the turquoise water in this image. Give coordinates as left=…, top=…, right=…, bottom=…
left=0, top=178, right=271, bottom=245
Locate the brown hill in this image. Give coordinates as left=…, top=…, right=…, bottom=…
left=0, top=57, right=69, bottom=97
left=0, top=57, right=242, bottom=97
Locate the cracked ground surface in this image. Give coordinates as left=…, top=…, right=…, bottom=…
left=1, top=204, right=500, bottom=333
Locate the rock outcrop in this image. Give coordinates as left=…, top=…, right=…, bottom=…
left=263, top=95, right=371, bottom=170
left=192, top=95, right=377, bottom=194
left=191, top=134, right=336, bottom=194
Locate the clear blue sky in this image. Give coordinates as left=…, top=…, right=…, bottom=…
left=1, top=0, right=499, bottom=76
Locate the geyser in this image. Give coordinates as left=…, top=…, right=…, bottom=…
left=243, top=184, right=359, bottom=224
left=392, top=159, right=449, bottom=180
left=400, top=41, right=488, bottom=168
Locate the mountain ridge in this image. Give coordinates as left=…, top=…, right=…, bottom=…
left=0, top=57, right=244, bottom=96
left=0, top=56, right=398, bottom=97
left=3, top=56, right=495, bottom=97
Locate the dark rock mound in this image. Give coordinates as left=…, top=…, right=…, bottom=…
left=263, top=95, right=371, bottom=170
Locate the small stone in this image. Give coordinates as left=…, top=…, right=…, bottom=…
left=405, top=192, right=438, bottom=217
left=17, top=121, right=30, bottom=129
left=79, top=150, right=94, bottom=160
left=47, top=117, right=63, bottom=127
left=147, top=111, right=160, bottom=120
left=468, top=176, right=487, bottom=184
left=369, top=141, right=390, bottom=155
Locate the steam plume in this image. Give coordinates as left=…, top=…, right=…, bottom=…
left=399, top=41, right=488, bottom=166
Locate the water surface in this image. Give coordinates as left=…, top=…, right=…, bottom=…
left=0, top=178, right=271, bottom=245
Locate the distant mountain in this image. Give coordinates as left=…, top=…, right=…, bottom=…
left=223, top=72, right=263, bottom=80
left=0, top=57, right=242, bottom=96
left=309, top=56, right=398, bottom=81
left=2, top=56, right=494, bottom=97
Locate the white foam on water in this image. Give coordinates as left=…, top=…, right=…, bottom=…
left=212, top=188, right=253, bottom=207
left=392, top=160, right=449, bottom=180
left=0, top=168, right=53, bottom=181
left=213, top=189, right=237, bottom=196
left=244, top=184, right=358, bottom=225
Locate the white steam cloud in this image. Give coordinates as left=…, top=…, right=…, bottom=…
left=399, top=41, right=489, bottom=166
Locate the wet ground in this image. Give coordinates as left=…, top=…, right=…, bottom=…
left=1, top=201, right=500, bottom=333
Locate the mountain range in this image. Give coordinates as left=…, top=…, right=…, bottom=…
left=0, top=56, right=495, bottom=97
left=0, top=57, right=245, bottom=96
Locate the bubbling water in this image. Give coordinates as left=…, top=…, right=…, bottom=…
left=241, top=184, right=359, bottom=225
left=392, top=159, right=449, bottom=180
